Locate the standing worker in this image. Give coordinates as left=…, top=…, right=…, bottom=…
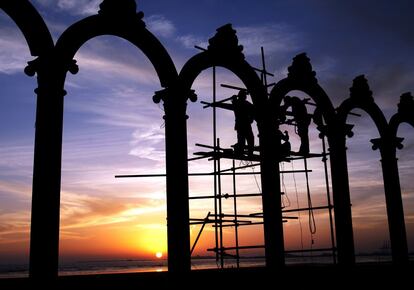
left=212, top=90, right=255, bottom=155
left=282, top=95, right=311, bottom=155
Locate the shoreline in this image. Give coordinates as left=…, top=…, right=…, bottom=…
left=0, top=263, right=413, bottom=288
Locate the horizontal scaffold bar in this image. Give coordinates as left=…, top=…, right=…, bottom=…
left=189, top=193, right=262, bottom=200
left=284, top=247, right=336, bottom=254
left=207, top=246, right=336, bottom=253
left=115, top=168, right=312, bottom=179
left=249, top=205, right=332, bottom=215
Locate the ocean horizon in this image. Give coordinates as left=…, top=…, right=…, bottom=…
left=0, top=254, right=404, bottom=279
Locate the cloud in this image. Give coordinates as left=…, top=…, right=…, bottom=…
left=176, top=23, right=300, bottom=57
left=176, top=35, right=208, bottom=50
left=34, top=0, right=101, bottom=16
left=129, top=126, right=165, bottom=162
left=146, top=15, right=176, bottom=38
left=0, top=143, right=34, bottom=179
left=0, top=211, right=30, bottom=244
left=236, top=24, right=300, bottom=56
left=73, top=51, right=160, bottom=87
left=0, top=28, right=32, bottom=75
left=60, top=191, right=165, bottom=230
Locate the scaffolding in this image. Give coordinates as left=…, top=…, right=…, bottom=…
left=187, top=46, right=337, bottom=268
left=115, top=46, right=338, bottom=269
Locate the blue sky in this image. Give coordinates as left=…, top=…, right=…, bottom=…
left=0, top=0, right=414, bottom=266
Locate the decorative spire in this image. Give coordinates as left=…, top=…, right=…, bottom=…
left=98, top=0, right=143, bottom=20
left=349, top=75, right=373, bottom=103
left=287, top=53, right=317, bottom=84
left=207, top=24, right=244, bottom=59
left=397, top=92, right=414, bottom=117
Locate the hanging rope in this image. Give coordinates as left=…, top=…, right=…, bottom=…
left=251, top=164, right=262, bottom=193
left=280, top=162, right=291, bottom=208
left=291, top=161, right=304, bottom=253
left=304, top=157, right=316, bottom=235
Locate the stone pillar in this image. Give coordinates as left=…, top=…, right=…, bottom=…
left=155, top=89, right=191, bottom=273
left=328, top=130, right=355, bottom=265
left=372, top=137, right=408, bottom=264
left=259, top=123, right=285, bottom=268
left=29, top=86, right=65, bottom=279
left=27, top=57, right=76, bottom=279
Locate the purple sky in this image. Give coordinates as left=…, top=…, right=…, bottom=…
left=0, top=0, right=413, bottom=266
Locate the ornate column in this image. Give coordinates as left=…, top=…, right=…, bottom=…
left=327, top=126, right=355, bottom=265
left=153, top=88, right=196, bottom=273
left=312, top=63, right=356, bottom=266
left=373, top=92, right=413, bottom=265
left=27, top=56, right=78, bottom=279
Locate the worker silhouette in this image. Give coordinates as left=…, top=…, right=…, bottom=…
left=213, top=90, right=255, bottom=155
left=277, top=129, right=291, bottom=158
left=282, top=96, right=311, bottom=155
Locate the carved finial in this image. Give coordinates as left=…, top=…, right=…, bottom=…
left=398, top=92, right=414, bottom=117
left=207, top=24, right=244, bottom=59
left=99, top=0, right=143, bottom=19
left=350, top=75, right=373, bottom=102
left=24, top=58, right=40, bottom=77
left=287, top=53, right=317, bottom=84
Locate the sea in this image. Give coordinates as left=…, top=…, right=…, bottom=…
left=0, top=255, right=401, bottom=279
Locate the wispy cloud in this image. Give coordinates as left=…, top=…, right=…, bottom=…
left=146, top=15, right=176, bottom=38
left=0, top=28, right=32, bottom=74
left=175, top=23, right=300, bottom=57
left=176, top=34, right=208, bottom=50
left=34, top=0, right=101, bottom=16
left=60, top=191, right=165, bottom=231
left=73, top=51, right=160, bottom=87
left=236, top=24, right=300, bottom=56
left=0, top=211, right=30, bottom=244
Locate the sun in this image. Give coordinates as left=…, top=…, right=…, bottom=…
left=155, top=252, right=163, bottom=259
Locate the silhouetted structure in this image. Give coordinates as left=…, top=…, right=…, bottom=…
left=0, top=0, right=412, bottom=282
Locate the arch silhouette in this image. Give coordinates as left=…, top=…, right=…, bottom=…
left=337, top=75, right=388, bottom=139
left=0, top=0, right=54, bottom=57
left=336, top=76, right=408, bottom=264
left=389, top=92, right=414, bottom=137
left=0, top=0, right=56, bottom=280
left=19, top=1, right=187, bottom=278
left=55, top=12, right=177, bottom=88
left=179, top=24, right=285, bottom=268
left=269, top=53, right=355, bottom=265
left=270, top=53, right=336, bottom=126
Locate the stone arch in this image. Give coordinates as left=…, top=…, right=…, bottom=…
left=54, top=6, right=177, bottom=88
left=270, top=53, right=336, bottom=126
left=22, top=0, right=186, bottom=278
left=269, top=53, right=355, bottom=265
left=337, top=75, right=388, bottom=139
left=0, top=0, right=56, bottom=279
left=389, top=92, right=414, bottom=136
left=178, top=24, right=284, bottom=268
left=337, top=76, right=408, bottom=264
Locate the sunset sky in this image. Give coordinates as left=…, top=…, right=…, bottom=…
left=0, top=0, right=413, bottom=267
